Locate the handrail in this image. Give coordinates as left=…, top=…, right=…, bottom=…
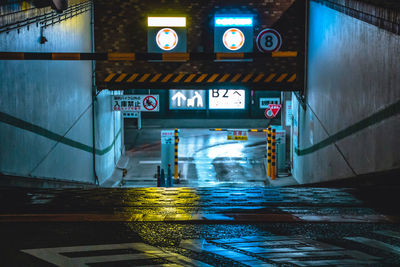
left=0, top=0, right=91, bottom=34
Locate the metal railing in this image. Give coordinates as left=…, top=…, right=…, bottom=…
left=0, top=0, right=91, bottom=34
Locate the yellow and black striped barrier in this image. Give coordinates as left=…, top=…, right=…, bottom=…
left=174, top=128, right=179, bottom=183
left=267, top=127, right=272, bottom=178
left=104, top=72, right=296, bottom=85
left=271, top=128, right=277, bottom=180
left=209, top=128, right=270, bottom=132
left=0, top=51, right=298, bottom=61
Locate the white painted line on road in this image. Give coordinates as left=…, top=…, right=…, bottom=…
left=21, top=242, right=211, bottom=267
left=345, top=237, right=400, bottom=256
left=374, top=230, right=400, bottom=241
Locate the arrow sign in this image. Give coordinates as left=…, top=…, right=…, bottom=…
left=268, top=104, right=282, bottom=117
left=171, top=92, right=187, bottom=107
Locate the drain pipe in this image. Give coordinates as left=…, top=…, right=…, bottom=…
left=90, top=0, right=99, bottom=185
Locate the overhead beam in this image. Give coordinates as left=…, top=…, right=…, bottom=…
left=0, top=51, right=298, bottom=61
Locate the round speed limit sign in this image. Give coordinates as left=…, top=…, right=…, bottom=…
left=256, top=29, right=282, bottom=53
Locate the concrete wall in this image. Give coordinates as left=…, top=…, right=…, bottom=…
left=0, top=7, right=122, bottom=185
left=292, top=1, right=400, bottom=184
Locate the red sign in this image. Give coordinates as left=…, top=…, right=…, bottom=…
left=143, top=96, right=158, bottom=111
left=269, top=104, right=281, bottom=117
left=265, top=104, right=282, bottom=119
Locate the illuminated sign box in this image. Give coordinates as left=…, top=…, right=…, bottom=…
left=170, top=90, right=206, bottom=110
left=148, top=16, right=187, bottom=53
left=214, top=16, right=253, bottom=53
left=209, top=89, right=245, bottom=109
left=148, top=17, right=186, bottom=27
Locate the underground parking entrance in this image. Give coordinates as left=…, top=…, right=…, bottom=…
left=113, top=89, right=295, bottom=188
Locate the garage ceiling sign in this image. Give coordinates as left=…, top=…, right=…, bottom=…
left=169, top=90, right=206, bottom=110
left=148, top=17, right=187, bottom=53
left=214, top=16, right=253, bottom=53
left=209, top=89, right=245, bottom=109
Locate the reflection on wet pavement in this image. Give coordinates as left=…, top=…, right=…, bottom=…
left=124, top=129, right=269, bottom=187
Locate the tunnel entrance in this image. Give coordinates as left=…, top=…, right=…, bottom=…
left=120, top=127, right=291, bottom=187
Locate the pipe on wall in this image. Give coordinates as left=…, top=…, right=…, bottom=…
left=90, top=0, right=99, bottom=185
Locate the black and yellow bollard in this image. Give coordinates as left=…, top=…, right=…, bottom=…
left=174, top=128, right=179, bottom=183
left=271, top=128, right=276, bottom=180
left=267, top=127, right=272, bottom=178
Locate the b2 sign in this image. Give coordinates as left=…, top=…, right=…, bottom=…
left=209, top=89, right=245, bottom=109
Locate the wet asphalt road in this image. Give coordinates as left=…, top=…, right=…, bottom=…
left=123, top=129, right=271, bottom=187
left=1, top=185, right=400, bottom=266
left=1, top=129, right=399, bottom=266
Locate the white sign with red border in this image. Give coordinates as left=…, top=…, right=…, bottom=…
left=256, top=28, right=282, bottom=53
left=112, top=95, right=159, bottom=112
left=265, top=104, right=282, bottom=119
left=227, top=130, right=248, bottom=141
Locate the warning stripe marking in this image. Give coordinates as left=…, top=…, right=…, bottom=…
left=104, top=73, right=297, bottom=84
left=196, top=74, right=208, bottom=83
left=184, top=74, right=196, bottom=83
left=253, top=73, right=265, bottom=82
left=172, top=73, right=185, bottom=83
left=241, top=73, right=254, bottom=82
left=230, top=74, right=242, bottom=82
left=207, top=74, right=219, bottom=83
left=52, top=53, right=80, bottom=60
left=138, top=73, right=150, bottom=82
left=127, top=73, right=139, bottom=82
left=115, top=73, right=127, bottom=82
left=265, top=73, right=277, bottom=82
left=276, top=73, right=288, bottom=82
left=287, top=73, right=297, bottom=82
left=104, top=73, right=116, bottom=82
left=218, top=74, right=230, bottom=82
left=161, top=73, right=174, bottom=82
left=149, top=73, right=162, bottom=82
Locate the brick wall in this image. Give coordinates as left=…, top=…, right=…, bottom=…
left=94, top=0, right=305, bottom=90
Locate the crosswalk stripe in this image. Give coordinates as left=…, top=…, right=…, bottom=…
left=345, top=236, right=400, bottom=255
left=22, top=243, right=211, bottom=267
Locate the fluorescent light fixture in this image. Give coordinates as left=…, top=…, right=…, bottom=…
left=215, top=17, right=253, bottom=27
left=148, top=17, right=186, bottom=27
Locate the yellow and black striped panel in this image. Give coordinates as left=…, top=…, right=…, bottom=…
left=103, top=73, right=297, bottom=84
left=209, top=128, right=271, bottom=132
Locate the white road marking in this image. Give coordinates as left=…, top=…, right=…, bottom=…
left=375, top=230, right=400, bottom=241
left=21, top=242, right=210, bottom=267
left=345, top=236, right=400, bottom=255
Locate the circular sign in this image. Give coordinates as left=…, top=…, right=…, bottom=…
left=265, top=108, right=274, bottom=119
left=143, top=96, right=158, bottom=111
left=256, top=29, right=282, bottom=53
left=222, top=28, right=245, bottom=51
left=156, top=28, right=178, bottom=51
